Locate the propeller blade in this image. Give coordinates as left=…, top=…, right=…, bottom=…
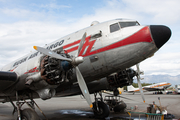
left=33, top=46, right=72, bottom=62
left=76, top=32, right=86, bottom=57
left=136, top=64, right=145, bottom=103
left=136, top=63, right=140, bottom=74
left=75, top=67, right=93, bottom=108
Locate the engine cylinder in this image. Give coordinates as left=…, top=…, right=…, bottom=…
left=107, top=68, right=136, bottom=88
left=40, top=54, right=73, bottom=85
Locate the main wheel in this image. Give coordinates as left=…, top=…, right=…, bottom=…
left=93, top=101, right=110, bottom=119
left=20, top=108, right=39, bottom=120
left=113, top=88, right=119, bottom=96
left=113, top=101, right=127, bottom=112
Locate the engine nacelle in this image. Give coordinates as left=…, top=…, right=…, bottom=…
left=36, top=88, right=56, bottom=100
left=107, top=68, right=136, bottom=88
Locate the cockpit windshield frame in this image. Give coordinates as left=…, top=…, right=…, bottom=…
left=110, top=23, right=120, bottom=33
left=119, top=21, right=140, bottom=28
left=110, top=21, right=140, bottom=33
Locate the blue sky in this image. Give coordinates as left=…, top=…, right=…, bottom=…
left=0, top=0, right=180, bottom=76
left=0, top=0, right=105, bottom=23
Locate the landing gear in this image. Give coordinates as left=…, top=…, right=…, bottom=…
left=93, top=101, right=109, bottom=118
left=113, top=88, right=119, bottom=96
left=104, top=96, right=127, bottom=113
left=14, top=100, right=40, bottom=120
left=20, top=108, right=39, bottom=120
left=8, top=92, right=46, bottom=120
left=93, top=92, right=110, bottom=119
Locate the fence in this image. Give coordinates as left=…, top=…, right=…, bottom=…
left=127, top=111, right=164, bottom=120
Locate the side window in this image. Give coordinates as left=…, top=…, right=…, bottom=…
left=110, top=23, right=120, bottom=33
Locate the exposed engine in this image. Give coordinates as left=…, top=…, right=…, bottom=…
left=40, top=52, right=73, bottom=85
left=107, top=68, right=136, bottom=88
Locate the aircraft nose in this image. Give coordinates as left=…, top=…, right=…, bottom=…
left=150, top=25, right=171, bottom=49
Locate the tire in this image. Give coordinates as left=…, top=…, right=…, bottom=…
left=93, top=101, right=110, bottom=119
left=113, top=102, right=127, bottom=112
left=111, top=99, right=117, bottom=106
left=113, top=89, right=119, bottom=96
left=20, top=108, right=39, bottom=120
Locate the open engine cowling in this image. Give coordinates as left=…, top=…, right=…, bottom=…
left=40, top=53, right=73, bottom=85
left=107, top=68, right=136, bottom=88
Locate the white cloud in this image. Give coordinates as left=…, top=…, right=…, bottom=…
left=0, top=0, right=179, bottom=76
left=39, top=3, right=71, bottom=10
left=0, top=8, right=47, bottom=22
left=0, top=21, right=70, bottom=67
left=122, top=0, right=180, bottom=24
left=139, top=52, right=180, bottom=76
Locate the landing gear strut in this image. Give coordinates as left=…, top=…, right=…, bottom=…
left=93, top=92, right=110, bottom=118
left=113, top=88, right=119, bottom=96
left=8, top=92, right=46, bottom=120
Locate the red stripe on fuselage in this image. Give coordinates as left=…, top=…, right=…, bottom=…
left=83, top=26, right=153, bottom=57
left=24, top=67, right=39, bottom=74
left=63, top=26, right=153, bottom=57
left=63, top=40, right=81, bottom=49
left=63, top=36, right=92, bottom=54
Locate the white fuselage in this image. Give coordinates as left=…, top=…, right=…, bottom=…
left=1, top=19, right=158, bottom=92
left=128, top=82, right=171, bottom=92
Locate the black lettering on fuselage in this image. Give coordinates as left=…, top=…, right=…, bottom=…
left=13, top=57, right=28, bottom=67
left=46, top=40, right=64, bottom=50
left=12, top=40, right=64, bottom=67
left=28, top=52, right=39, bottom=60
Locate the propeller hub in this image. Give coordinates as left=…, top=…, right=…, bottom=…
left=73, top=56, right=84, bottom=65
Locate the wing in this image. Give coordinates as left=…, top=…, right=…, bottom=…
left=0, top=71, right=18, bottom=91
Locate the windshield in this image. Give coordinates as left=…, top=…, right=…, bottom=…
left=119, top=22, right=139, bottom=28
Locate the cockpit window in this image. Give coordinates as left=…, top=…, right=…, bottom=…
left=119, top=22, right=139, bottom=28
left=110, top=23, right=120, bottom=33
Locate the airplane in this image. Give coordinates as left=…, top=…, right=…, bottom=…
left=0, top=18, right=171, bottom=120
left=127, top=82, right=172, bottom=94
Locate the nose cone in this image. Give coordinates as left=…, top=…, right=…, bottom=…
left=150, top=25, right=171, bottom=49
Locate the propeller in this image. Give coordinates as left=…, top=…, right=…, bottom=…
left=33, top=46, right=72, bottom=62
left=136, top=64, right=145, bottom=103
left=34, top=32, right=93, bottom=108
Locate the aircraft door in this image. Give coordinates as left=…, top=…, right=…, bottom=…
left=89, top=37, right=107, bottom=72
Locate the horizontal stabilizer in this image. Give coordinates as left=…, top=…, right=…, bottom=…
left=127, top=85, right=135, bottom=91
left=127, top=85, right=140, bottom=92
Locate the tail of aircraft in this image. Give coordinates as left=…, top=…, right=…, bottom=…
left=127, top=85, right=137, bottom=92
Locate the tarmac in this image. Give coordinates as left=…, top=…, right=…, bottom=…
left=0, top=92, right=180, bottom=120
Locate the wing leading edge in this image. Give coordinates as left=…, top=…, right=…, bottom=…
left=0, top=71, right=18, bottom=91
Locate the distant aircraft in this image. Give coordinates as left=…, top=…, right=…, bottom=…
left=0, top=18, right=171, bottom=120
left=127, top=82, right=171, bottom=94
left=175, top=84, right=180, bottom=94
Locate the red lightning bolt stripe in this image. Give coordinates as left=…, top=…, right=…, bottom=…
left=82, top=26, right=152, bottom=57
left=62, top=26, right=152, bottom=57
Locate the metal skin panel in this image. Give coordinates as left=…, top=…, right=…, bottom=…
left=104, top=43, right=156, bottom=74
left=77, top=42, right=156, bottom=83
left=0, top=19, right=171, bottom=100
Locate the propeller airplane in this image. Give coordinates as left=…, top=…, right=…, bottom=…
left=0, top=18, right=171, bottom=119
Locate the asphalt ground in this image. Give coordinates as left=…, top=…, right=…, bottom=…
left=0, top=92, right=180, bottom=120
